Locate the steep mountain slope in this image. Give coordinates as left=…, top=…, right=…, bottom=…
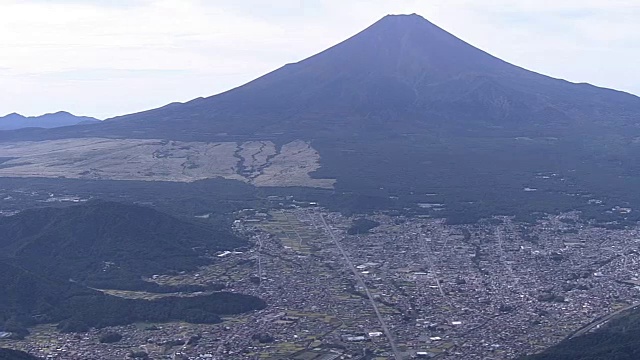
left=521, top=305, right=640, bottom=360
left=5, top=14, right=638, bottom=140
left=73, top=14, right=640, bottom=137
left=0, top=201, right=246, bottom=289
left=0, top=112, right=99, bottom=130
left=1, top=14, right=640, bottom=222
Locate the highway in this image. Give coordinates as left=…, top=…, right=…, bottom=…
left=318, top=212, right=402, bottom=360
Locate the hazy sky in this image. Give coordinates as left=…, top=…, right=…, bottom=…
left=1, top=0, right=638, bottom=119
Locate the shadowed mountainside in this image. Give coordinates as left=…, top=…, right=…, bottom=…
left=521, top=304, right=640, bottom=360
left=5, top=14, right=639, bottom=140
left=1, top=14, right=640, bottom=223
left=0, top=201, right=246, bottom=289
left=104, top=14, right=639, bottom=137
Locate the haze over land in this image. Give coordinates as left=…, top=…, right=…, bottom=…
left=2, top=8, right=640, bottom=360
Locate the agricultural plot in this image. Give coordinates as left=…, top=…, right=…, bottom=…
left=257, top=210, right=328, bottom=254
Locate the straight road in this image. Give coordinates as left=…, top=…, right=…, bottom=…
left=318, top=212, right=402, bottom=359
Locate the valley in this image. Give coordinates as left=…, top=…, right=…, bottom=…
left=5, top=205, right=640, bottom=359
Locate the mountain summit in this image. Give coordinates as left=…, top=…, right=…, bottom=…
left=2, top=14, right=640, bottom=223
left=6, top=14, right=639, bottom=140
left=200, top=12, right=526, bottom=116
left=86, top=13, right=639, bottom=139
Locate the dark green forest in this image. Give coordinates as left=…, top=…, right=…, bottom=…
left=0, top=348, right=40, bottom=360
left=0, top=260, right=265, bottom=336
left=347, top=218, right=381, bottom=235
left=0, top=202, right=266, bottom=336
left=0, top=200, right=245, bottom=289
left=522, top=306, right=640, bottom=360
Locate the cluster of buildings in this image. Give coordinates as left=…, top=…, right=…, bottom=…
left=5, top=205, right=640, bottom=359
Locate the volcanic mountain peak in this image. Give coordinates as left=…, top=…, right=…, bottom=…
left=3, top=13, right=640, bottom=142
left=110, top=13, right=529, bottom=126
left=269, top=12, right=521, bottom=84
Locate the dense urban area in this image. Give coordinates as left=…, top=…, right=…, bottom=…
left=2, top=188, right=640, bottom=360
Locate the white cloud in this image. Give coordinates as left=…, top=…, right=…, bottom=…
left=0, top=0, right=638, bottom=118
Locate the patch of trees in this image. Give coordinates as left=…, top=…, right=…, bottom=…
left=252, top=333, right=275, bottom=343
left=3, top=159, right=639, bottom=230
left=53, top=292, right=265, bottom=333
left=347, top=218, right=380, bottom=235
left=0, top=260, right=266, bottom=334
left=522, top=332, right=640, bottom=360
left=99, top=332, right=123, bottom=343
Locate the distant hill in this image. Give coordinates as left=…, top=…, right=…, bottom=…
left=0, top=111, right=99, bottom=130
left=0, top=201, right=246, bottom=289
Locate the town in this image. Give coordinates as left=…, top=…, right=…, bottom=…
left=3, top=202, right=640, bottom=360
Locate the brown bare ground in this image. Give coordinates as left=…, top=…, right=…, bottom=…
left=0, top=138, right=335, bottom=188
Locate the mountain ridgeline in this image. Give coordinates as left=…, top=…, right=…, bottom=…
left=0, top=112, right=99, bottom=131
left=520, top=304, right=640, bottom=360
left=1, top=12, right=640, bottom=359
left=2, top=14, right=640, bottom=223
left=39, top=14, right=640, bottom=137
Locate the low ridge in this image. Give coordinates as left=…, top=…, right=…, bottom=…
left=0, top=112, right=99, bottom=131
left=0, top=201, right=246, bottom=289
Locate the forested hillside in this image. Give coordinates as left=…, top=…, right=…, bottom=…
left=0, top=201, right=246, bottom=289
